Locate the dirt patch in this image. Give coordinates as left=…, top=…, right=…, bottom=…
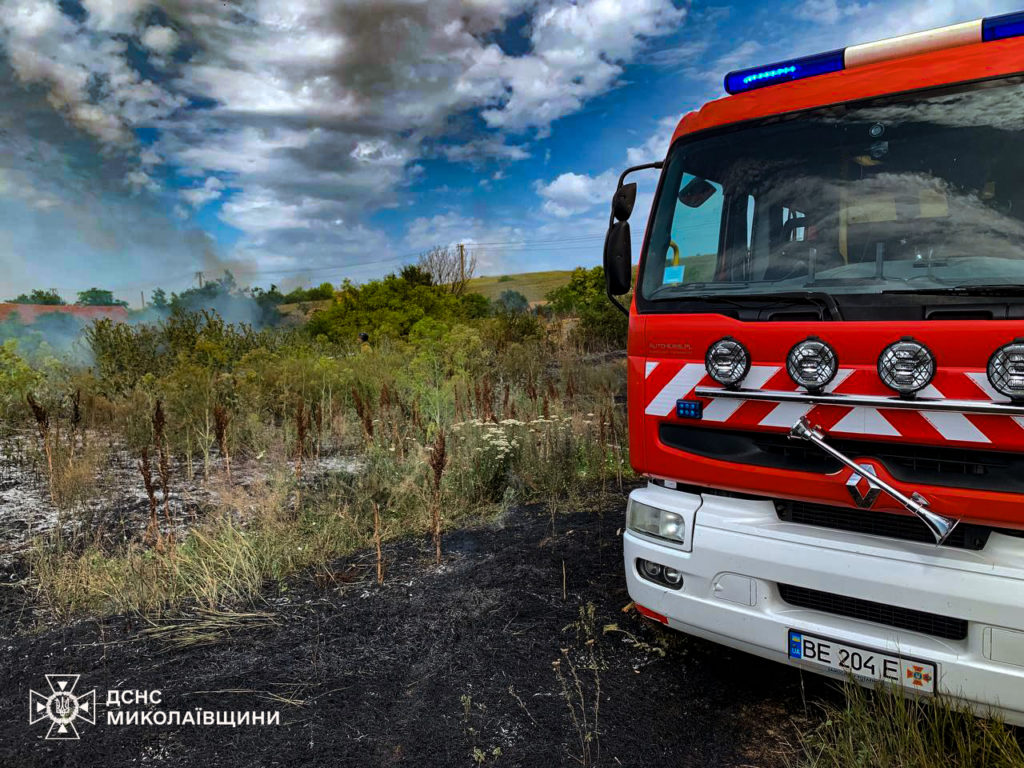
left=0, top=493, right=824, bottom=767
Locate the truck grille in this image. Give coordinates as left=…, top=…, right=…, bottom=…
left=777, top=583, right=968, bottom=641
left=775, top=500, right=991, bottom=550
left=659, top=424, right=1024, bottom=494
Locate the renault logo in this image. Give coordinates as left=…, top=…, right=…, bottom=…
left=847, top=464, right=881, bottom=508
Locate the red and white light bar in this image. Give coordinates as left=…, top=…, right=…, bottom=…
left=725, top=10, right=1024, bottom=94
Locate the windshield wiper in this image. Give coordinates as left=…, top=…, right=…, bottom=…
left=655, top=290, right=843, bottom=320
left=649, top=281, right=750, bottom=296
left=883, top=285, right=1024, bottom=297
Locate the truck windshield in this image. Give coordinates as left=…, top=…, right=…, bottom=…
left=640, top=77, right=1024, bottom=303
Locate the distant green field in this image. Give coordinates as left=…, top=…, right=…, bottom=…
left=466, top=270, right=574, bottom=304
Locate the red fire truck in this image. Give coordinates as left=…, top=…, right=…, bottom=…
left=605, top=12, right=1024, bottom=722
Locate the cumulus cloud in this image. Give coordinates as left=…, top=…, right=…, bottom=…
left=480, top=0, right=686, bottom=132
left=140, top=25, right=179, bottom=55
left=1, top=1, right=186, bottom=148
left=1, top=0, right=688, bottom=281
left=180, top=176, right=225, bottom=208
left=626, top=115, right=681, bottom=167
left=440, top=137, right=531, bottom=165
left=535, top=171, right=617, bottom=218
left=125, top=168, right=159, bottom=193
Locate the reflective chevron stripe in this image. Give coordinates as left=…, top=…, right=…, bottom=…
left=703, top=366, right=780, bottom=422
left=645, top=362, right=1023, bottom=444
left=645, top=364, right=707, bottom=416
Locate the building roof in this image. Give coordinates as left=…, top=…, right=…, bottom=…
left=0, top=303, right=130, bottom=324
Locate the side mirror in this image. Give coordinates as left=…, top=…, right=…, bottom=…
left=603, top=221, right=631, bottom=295
left=612, top=182, right=637, bottom=221
left=602, top=160, right=662, bottom=315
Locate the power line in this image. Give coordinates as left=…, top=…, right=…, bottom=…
left=105, top=234, right=608, bottom=293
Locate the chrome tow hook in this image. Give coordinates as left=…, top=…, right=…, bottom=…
left=789, top=416, right=959, bottom=545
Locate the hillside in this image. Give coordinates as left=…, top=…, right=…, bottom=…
left=466, top=270, right=574, bottom=304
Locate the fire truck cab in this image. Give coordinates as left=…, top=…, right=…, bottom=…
left=606, top=12, right=1024, bottom=723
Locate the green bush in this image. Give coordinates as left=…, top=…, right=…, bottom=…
left=545, top=267, right=627, bottom=350
left=306, top=269, right=488, bottom=343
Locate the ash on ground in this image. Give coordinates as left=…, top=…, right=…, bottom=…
left=0, top=492, right=822, bottom=767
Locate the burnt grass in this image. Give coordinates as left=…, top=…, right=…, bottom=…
left=0, top=488, right=827, bottom=767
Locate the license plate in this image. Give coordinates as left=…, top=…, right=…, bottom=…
left=787, top=630, right=937, bottom=694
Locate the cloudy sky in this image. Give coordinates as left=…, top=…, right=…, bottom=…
left=1, top=0, right=1020, bottom=302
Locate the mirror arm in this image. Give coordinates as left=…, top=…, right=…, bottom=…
left=607, top=292, right=629, bottom=317
left=604, top=159, right=664, bottom=317
left=608, top=160, right=664, bottom=227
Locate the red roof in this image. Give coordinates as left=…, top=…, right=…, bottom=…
left=0, top=303, right=130, bottom=324
left=673, top=37, right=1024, bottom=142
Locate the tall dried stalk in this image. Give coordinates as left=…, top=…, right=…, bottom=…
left=153, top=400, right=173, bottom=534
left=372, top=502, right=384, bottom=586
left=608, top=406, right=623, bottom=491
left=501, top=384, right=510, bottom=419
left=427, top=429, right=448, bottom=565
left=26, top=393, right=55, bottom=505
left=351, top=387, right=373, bottom=438
left=295, top=399, right=309, bottom=481
left=311, top=401, right=323, bottom=460
left=454, top=384, right=464, bottom=422
left=483, top=379, right=496, bottom=423
left=68, top=389, right=81, bottom=459
left=213, top=403, right=232, bottom=483
left=139, top=446, right=160, bottom=545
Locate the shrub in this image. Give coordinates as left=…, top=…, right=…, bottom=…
left=545, top=267, right=627, bottom=351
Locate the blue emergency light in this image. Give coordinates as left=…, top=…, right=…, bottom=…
left=724, top=10, right=1024, bottom=95
left=983, top=10, right=1024, bottom=41
left=676, top=398, right=703, bottom=420
left=724, top=50, right=844, bottom=95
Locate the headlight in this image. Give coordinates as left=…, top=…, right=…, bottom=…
left=988, top=340, right=1024, bottom=401
left=705, top=337, right=750, bottom=388
left=627, top=500, right=686, bottom=544
left=877, top=338, right=935, bottom=396
left=786, top=337, right=838, bottom=393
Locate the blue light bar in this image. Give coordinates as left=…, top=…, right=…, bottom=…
left=724, top=49, right=845, bottom=95
left=724, top=13, right=1024, bottom=97
left=983, top=10, right=1024, bottom=42
left=676, top=399, right=703, bottom=420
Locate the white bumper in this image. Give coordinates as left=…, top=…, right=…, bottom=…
left=624, top=483, right=1024, bottom=725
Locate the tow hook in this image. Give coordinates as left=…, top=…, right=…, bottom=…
left=789, top=417, right=959, bottom=545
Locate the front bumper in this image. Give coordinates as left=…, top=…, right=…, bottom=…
left=624, top=483, right=1024, bottom=725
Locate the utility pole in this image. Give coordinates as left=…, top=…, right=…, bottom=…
left=140, top=291, right=146, bottom=309
left=458, top=243, right=465, bottom=285
left=195, top=271, right=204, bottom=288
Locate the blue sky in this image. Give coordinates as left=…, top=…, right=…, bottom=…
left=1, top=0, right=1020, bottom=303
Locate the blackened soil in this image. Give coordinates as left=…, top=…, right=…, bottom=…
left=0, top=492, right=824, bottom=767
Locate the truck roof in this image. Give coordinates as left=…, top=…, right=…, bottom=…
left=673, top=16, right=1024, bottom=144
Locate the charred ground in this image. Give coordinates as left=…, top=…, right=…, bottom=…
left=0, top=490, right=820, bottom=767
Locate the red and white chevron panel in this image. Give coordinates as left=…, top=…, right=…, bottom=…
left=643, top=361, right=1024, bottom=447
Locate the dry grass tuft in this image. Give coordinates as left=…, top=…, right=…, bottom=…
left=797, top=680, right=1024, bottom=768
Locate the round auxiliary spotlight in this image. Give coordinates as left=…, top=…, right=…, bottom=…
left=878, top=337, right=935, bottom=397
left=987, top=340, right=1024, bottom=402
left=787, top=337, right=838, bottom=393
left=705, top=337, right=750, bottom=388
